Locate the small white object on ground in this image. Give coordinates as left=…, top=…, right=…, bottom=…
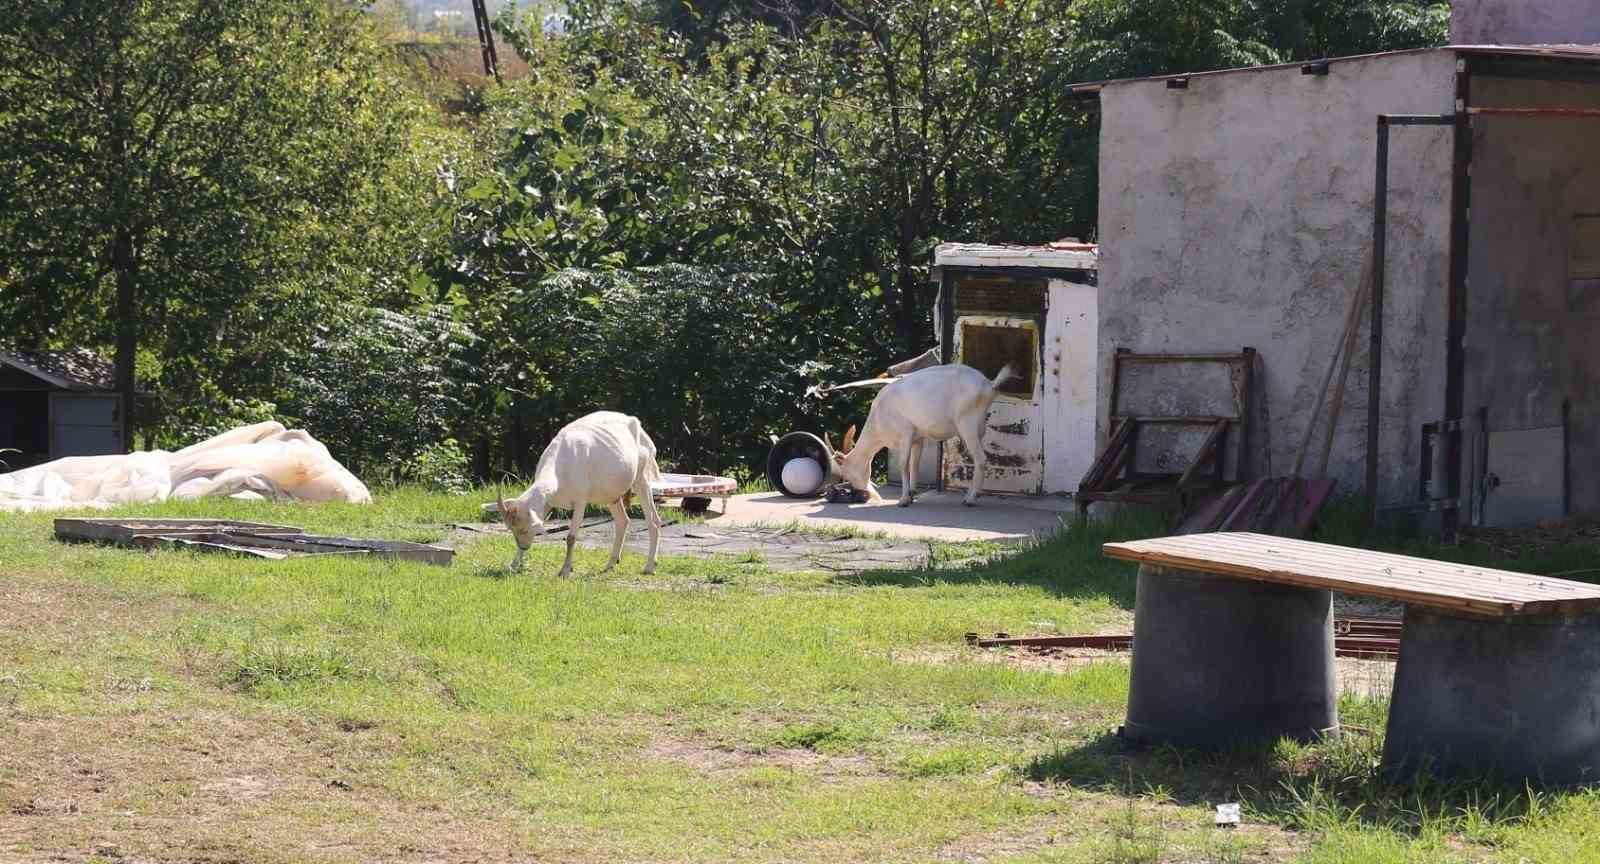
left=781, top=457, right=824, bottom=496
left=1214, top=802, right=1241, bottom=826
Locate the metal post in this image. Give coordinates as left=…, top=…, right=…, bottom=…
left=471, top=0, right=501, bottom=84
left=1367, top=118, right=1388, bottom=529
left=1443, top=66, right=1473, bottom=540
left=1366, top=113, right=1454, bottom=530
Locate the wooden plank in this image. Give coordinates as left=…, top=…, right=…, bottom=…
left=1144, top=533, right=1600, bottom=602
left=1177, top=420, right=1229, bottom=489
left=55, top=518, right=452, bottom=566
left=1102, top=532, right=1600, bottom=617
left=1111, top=535, right=1600, bottom=614
left=1080, top=418, right=1135, bottom=493
left=1175, top=484, right=1247, bottom=534
left=55, top=517, right=304, bottom=544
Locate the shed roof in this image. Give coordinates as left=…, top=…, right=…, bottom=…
left=0, top=348, right=117, bottom=391
left=1064, top=44, right=1600, bottom=96
left=934, top=240, right=1098, bottom=270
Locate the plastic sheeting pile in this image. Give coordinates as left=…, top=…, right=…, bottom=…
left=0, top=421, right=371, bottom=512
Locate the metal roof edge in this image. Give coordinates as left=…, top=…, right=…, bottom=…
left=933, top=242, right=1098, bottom=270
left=1066, top=44, right=1600, bottom=96
left=1064, top=46, right=1444, bottom=95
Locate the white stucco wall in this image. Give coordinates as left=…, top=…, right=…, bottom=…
left=1095, top=51, right=1459, bottom=507
left=1451, top=0, right=1600, bottom=46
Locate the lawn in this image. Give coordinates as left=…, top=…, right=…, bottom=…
left=2, top=489, right=1599, bottom=863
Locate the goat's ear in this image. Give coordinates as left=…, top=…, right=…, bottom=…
left=842, top=425, right=857, bottom=454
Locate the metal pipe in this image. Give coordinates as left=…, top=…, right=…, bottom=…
left=1366, top=114, right=1452, bottom=529
left=1467, top=106, right=1600, bottom=119
left=1382, top=114, right=1459, bottom=125
left=1367, top=118, right=1388, bottom=529
left=1443, top=67, right=1474, bottom=541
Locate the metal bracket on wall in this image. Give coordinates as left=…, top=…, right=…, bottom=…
left=1419, top=418, right=1463, bottom=504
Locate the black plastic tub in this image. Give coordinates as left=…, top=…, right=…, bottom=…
left=766, top=431, right=836, bottom=498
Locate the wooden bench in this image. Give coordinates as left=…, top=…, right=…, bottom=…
left=1102, top=532, right=1600, bottom=784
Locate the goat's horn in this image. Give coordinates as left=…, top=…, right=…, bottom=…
left=497, top=483, right=508, bottom=515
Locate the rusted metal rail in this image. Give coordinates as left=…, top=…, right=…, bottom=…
left=967, top=617, right=1402, bottom=659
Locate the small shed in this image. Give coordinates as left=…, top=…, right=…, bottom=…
left=0, top=349, right=125, bottom=469
left=1066, top=0, right=1600, bottom=532
left=926, top=240, right=1100, bottom=496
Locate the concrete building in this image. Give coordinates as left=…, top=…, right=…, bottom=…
left=1067, top=0, right=1600, bottom=531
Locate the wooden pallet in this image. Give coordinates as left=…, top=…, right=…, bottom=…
left=1076, top=349, right=1255, bottom=521
left=54, top=518, right=454, bottom=566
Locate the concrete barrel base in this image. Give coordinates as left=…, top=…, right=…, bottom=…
left=1124, top=565, right=1339, bottom=748
left=1382, top=607, right=1600, bottom=785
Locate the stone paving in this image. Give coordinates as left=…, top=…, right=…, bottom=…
left=444, top=519, right=954, bottom=573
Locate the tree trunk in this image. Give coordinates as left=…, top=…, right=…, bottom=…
left=113, top=226, right=138, bottom=453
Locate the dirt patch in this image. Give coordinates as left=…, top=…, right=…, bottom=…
left=0, top=708, right=534, bottom=864
left=0, top=574, right=192, bottom=636
left=0, top=572, right=534, bottom=864
left=931, top=803, right=1301, bottom=863
left=932, top=818, right=1065, bottom=862
left=643, top=736, right=879, bottom=779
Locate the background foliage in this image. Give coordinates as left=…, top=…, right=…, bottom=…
left=0, top=0, right=1450, bottom=486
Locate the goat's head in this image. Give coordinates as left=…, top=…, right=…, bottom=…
left=831, top=425, right=882, bottom=502
left=498, top=485, right=542, bottom=568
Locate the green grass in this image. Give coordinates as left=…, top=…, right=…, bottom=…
left=3, top=489, right=1600, bottom=862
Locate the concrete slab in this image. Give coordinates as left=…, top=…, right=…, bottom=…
left=445, top=520, right=948, bottom=573
left=707, top=486, right=1074, bottom=543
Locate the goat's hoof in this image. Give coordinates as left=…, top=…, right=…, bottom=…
left=642, top=564, right=657, bottom=575
left=897, top=499, right=912, bottom=508
left=962, top=499, right=979, bottom=508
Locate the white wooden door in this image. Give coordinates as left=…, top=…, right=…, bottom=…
left=1043, top=278, right=1098, bottom=494
left=943, top=315, right=1044, bottom=495
left=50, top=393, right=123, bottom=457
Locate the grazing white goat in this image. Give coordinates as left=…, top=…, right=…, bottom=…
left=832, top=363, right=1017, bottom=507
left=498, top=411, right=664, bottom=575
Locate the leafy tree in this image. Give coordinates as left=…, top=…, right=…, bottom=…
left=0, top=0, right=443, bottom=447
left=279, top=306, right=481, bottom=484
left=1067, top=0, right=1449, bottom=80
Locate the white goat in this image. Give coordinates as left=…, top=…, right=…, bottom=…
left=832, top=363, right=1017, bottom=507
left=498, top=411, right=664, bottom=575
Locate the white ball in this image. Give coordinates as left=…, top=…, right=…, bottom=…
left=781, top=457, right=825, bottom=496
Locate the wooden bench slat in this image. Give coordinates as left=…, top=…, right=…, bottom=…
left=1113, top=532, right=1600, bottom=599
left=1109, top=533, right=1600, bottom=611
left=1102, top=532, right=1600, bottom=617
left=1183, top=534, right=1597, bottom=600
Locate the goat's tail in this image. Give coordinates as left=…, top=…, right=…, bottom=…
left=990, top=364, right=1020, bottom=389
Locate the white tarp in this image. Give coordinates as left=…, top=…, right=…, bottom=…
left=0, top=421, right=372, bottom=512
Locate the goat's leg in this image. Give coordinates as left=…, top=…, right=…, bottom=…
left=636, top=481, right=663, bottom=575
left=558, top=509, right=581, bottom=578
left=896, top=432, right=918, bottom=508
left=956, top=416, right=987, bottom=506
left=602, top=499, right=629, bottom=573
